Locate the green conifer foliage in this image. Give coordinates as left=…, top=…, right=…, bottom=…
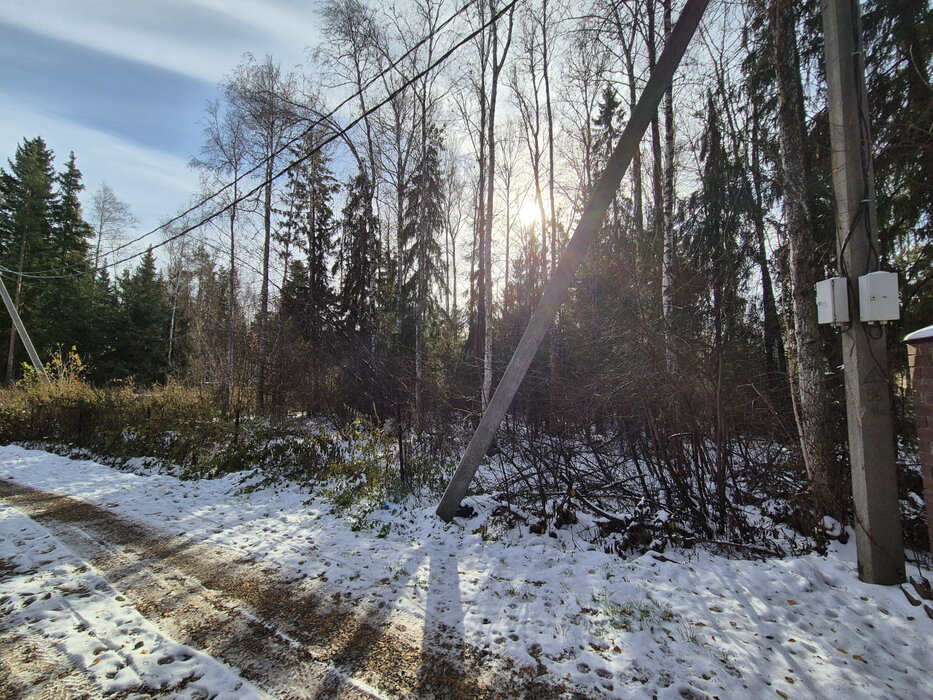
left=115, top=248, right=172, bottom=384
left=278, top=133, right=338, bottom=346
left=0, top=137, right=58, bottom=379
left=400, top=125, right=447, bottom=333
left=339, top=172, right=379, bottom=334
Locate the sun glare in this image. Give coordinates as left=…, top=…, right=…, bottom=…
left=518, top=199, right=540, bottom=227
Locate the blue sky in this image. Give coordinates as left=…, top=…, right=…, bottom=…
left=0, top=0, right=320, bottom=246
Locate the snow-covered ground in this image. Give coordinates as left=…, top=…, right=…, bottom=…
left=1, top=444, right=931, bottom=699
left=0, top=503, right=268, bottom=698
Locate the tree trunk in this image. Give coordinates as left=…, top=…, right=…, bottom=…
left=415, top=303, right=423, bottom=431
left=625, top=54, right=645, bottom=248
left=772, top=0, right=841, bottom=516
left=647, top=5, right=665, bottom=318
left=94, top=225, right=103, bottom=272
left=542, top=0, right=559, bottom=398
left=226, top=177, right=238, bottom=414
left=451, top=208, right=458, bottom=325
left=750, top=102, right=785, bottom=385
left=482, top=11, right=497, bottom=411
left=167, top=265, right=181, bottom=368
left=257, top=160, right=273, bottom=410
left=482, top=0, right=513, bottom=410
left=661, top=0, right=676, bottom=368
left=475, top=67, right=487, bottom=376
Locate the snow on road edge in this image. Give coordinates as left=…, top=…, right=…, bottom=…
left=0, top=501, right=268, bottom=698
left=1, top=444, right=931, bottom=699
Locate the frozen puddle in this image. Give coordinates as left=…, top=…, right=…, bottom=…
left=0, top=504, right=266, bottom=699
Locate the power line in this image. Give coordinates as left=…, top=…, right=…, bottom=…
left=8, top=0, right=505, bottom=281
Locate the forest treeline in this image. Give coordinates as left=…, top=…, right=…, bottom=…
left=1, top=0, right=930, bottom=542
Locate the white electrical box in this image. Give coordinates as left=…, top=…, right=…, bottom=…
left=816, top=277, right=849, bottom=325
left=858, top=271, right=900, bottom=323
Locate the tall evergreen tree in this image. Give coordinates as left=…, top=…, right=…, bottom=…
left=278, top=135, right=338, bottom=346
left=339, top=172, right=380, bottom=334
left=0, top=137, right=57, bottom=382
left=681, top=91, right=755, bottom=352
left=400, top=124, right=447, bottom=427
left=45, top=152, right=99, bottom=364
left=115, top=248, right=172, bottom=384
left=859, top=0, right=933, bottom=329
left=52, top=152, right=92, bottom=265
left=81, top=268, right=121, bottom=382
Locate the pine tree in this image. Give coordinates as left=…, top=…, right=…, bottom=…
left=0, top=138, right=56, bottom=265
left=859, top=0, right=933, bottom=330
left=592, top=85, right=622, bottom=168
left=52, top=152, right=92, bottom=265
left=45, top=152, right=99, bottom=367
left=681, top=91, right=756, bottom=349
left=82, top=268, right=121, bottom=382
left=592, top=85, right=628, bottom=257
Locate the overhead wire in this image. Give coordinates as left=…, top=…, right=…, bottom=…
left=0, top=0, right=518, bottom=395
left=835, top=4, right=878, bottom=281
left=835, top=3, right=894, bottom=384
left=1, top=0, right=505, bottom=281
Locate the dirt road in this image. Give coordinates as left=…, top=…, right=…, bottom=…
left=0, top=480, right=592, bottom=699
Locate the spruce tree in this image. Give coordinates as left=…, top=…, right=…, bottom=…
left=278, top=135, right=338, bottom=346
left=0, top=137, right=57, bottom=381
left=400, top=124, right=447, bottom=426
left=53, top=152, right=92, bottom=265
left=45, top=152, right=99, bottom=366
left=116, top=248, right=172, bottom=384
left=339, top=172, right=379, bottom=334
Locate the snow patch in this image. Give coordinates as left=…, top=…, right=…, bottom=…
left=1, top=445, right=931, bottom=699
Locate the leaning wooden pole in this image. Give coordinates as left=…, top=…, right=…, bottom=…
left=437, top=0, right=710, bottom=521
left=0, top=273, right=50, bottom=383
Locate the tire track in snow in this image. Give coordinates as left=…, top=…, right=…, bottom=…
left=0, top=504, right=268, bottom=699
left=0, top=479, right=594, bottom=699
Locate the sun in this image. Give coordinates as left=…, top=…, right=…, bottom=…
left=517, top=199, right=540, bottom=227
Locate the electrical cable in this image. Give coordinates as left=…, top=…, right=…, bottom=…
left=3, top=0, right=502, bottom=281
left=836, top=2, right=895, bottom=387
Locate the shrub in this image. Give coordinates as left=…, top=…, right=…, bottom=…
left=0, top=353, right=450, bottom=511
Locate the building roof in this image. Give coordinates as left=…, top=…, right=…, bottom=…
left=904, top=324, right=933, bottom=343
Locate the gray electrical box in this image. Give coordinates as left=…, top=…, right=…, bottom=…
left=858, top=271, right=899, bottom=323
left=816, top=277, right=849, bottom=326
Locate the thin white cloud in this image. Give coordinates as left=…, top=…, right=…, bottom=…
left=0, top=97, right=199, bottom=238
left=2, top=1, right=320, bottom=85
left=194, top=0, right=324, bottom=63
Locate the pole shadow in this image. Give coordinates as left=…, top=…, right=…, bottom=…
left=416, top=541, right=468, bottom=696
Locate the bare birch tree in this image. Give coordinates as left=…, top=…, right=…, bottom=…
left=225, top=55, right=302, bottom=409
left=770, top=0, right=841, bottom=516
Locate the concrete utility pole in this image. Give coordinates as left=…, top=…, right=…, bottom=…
left=0, top=273, right=49, bottom=383
left=436, top=0, right=710, bottom=522
left=821, top=0, right=904, bottom=584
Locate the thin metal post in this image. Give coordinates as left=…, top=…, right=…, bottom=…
left=0, top=274, right=50, bottom=383
left=437, top=0, right=710, bottom=521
